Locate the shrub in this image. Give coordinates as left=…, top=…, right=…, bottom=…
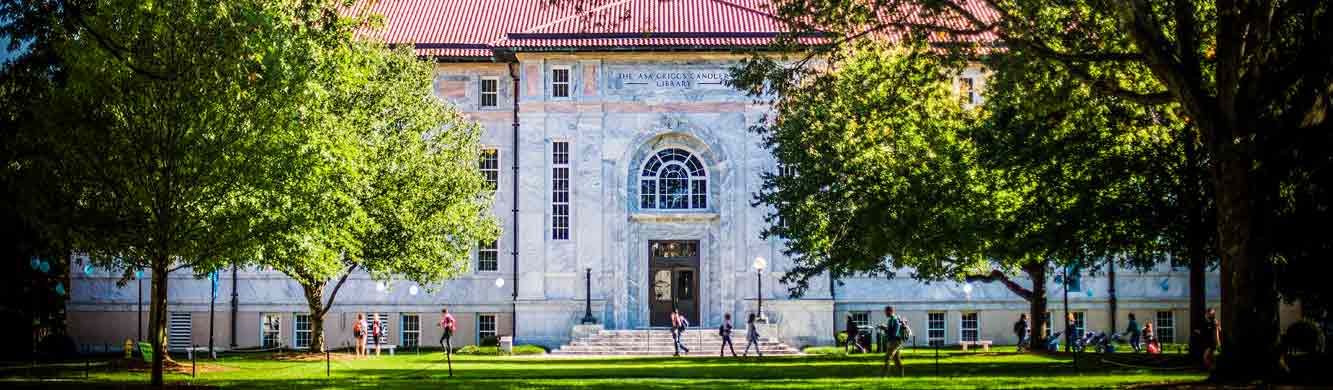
left=1284, top=319, right=1324, bottom=353
left=455, top=344, right=546, bottom=355
left=836, top=331, right=848, bottom=346
left=480, top=336, right=499, bottom=347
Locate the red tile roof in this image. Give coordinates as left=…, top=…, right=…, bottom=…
left=353, top=0, right=997, bottom=60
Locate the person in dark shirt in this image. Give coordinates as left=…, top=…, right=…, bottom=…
left=846, top=315, right=863, bottom=353
left=1126, top=313, right=1141, bottom=353
left=671, top=309, right=690, bottom=356
left=1013, top=314, right=1030, bottom=352
left=1200, top=309, right=1220, bottom=370
left=743, top=313, right=763, bottom=357
left=719, top=313, right=737, bottom=357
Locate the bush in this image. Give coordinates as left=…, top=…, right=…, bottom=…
left=480, top=336, right=499, bottom=347
left=454, top=344, right=546, bottom=356
left=803, top=345, right=847, bottom=355
left=836, top=331, right=848, bottom=346
left=1284, top=319, right=1324, bottom=353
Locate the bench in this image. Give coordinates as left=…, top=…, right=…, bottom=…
left=960, top=340, right=993, bottom=352
left=371, top=343, right=398, bottom=355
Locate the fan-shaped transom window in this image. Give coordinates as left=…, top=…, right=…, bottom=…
left=640, top=148, right=707, bottom=210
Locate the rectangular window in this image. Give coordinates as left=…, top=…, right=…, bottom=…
left=1064, top=265, right=1082, bottom=291
left=478, top=240, right=498, bottom=272
left=551, top=141, right=570, bottom=240
left=478, top=314, right=497, bottom=342
left=961, top=312, right=979, bottom=342
left=294, top=314, right=312, bottom=349
left=480, top=77, right=498, bottom=107
left=551, top=67, right=571, bottom=98
left=367, top=313, right=391, bottom=345
left=1156, top=311, right=1175, bottom=344
left=1071, top=312, right=1086, bottom=338
left=851, top=311, right=870, bottom=328
left=480, top=148, right=499, bottom=191
left=928, top=312, right=946, bottom=346
left=401, top=314, right=420, bottom=348
left=958, top=77, right=976, bottom=105
left=261, top=314, right=282, bottom=349
left=168, top=312, right=192, bottom=351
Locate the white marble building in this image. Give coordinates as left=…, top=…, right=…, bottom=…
left=65, top=0, right=1234, bottom=352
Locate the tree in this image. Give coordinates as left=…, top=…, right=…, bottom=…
left=2, top=0, right=354, bottom=384
left=736, top=39, right=1189, bottom=352
left=751, top=1, right=1330, bottom=378
left=259, top=38, right=500, bottom=352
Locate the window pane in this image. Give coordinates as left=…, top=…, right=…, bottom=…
left=851, top=312, right=869, bottom=328
left=480, top=79, right=498, bottom=107
left=653, top=270, right=672, bottom=301
left=677, top=270, right=694, bottom=300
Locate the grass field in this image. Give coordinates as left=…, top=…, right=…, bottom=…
left=0, top=346, right=1207, bottom=389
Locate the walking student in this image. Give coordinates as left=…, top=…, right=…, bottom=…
left=438, top=308, right=457, bottom=353
left=671, top=309, right=691, bottom=356
left=742, top=313, right=762, bottom=357
left=1126, top=313, right=1141, bottom=353
left=353, top=313, right=366, bottom=356
left=1013, top=313, right=1030, bottom=352
left=1199, top=309, right=1220, bottom=370
left=719, top=313, right=737, bottom=357
left=878, top=305, right=912, bottom=377
left=846, top=314, right=863, bottom=353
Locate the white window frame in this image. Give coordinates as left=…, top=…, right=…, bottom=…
left=478, top=314, right=497, bottom=342
left=927, top=312, right=946, bottom=346
left=401, top=314, right=420, bottom=348
left=477, top=239, right=499, bottom=272
left=294, top=314, right=312, bottom=349
left=480, top=148, right=500, bottom=192
left=850, top=311, right=870, bottom=328
left=261, top=313, right=282, bottom=349
left=479, top=77, right=499, bottom=108
left=960, top=312, right=980, bottom=343
left=1156, top=311, right=1175, bottom=344
left=957, top=76, right=979, bottom=105
left=551, top=141, right=571, bottom=240
left=551, top=66, right=572, bottom=99
left=1071, top=311, right=1086, bottom=337
left=638, top=148, right=708, bottom=210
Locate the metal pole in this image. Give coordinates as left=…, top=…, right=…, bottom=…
left=581, top=268, right=596, bottom=324
left=1063, top=268, right=1070, bottom=353
left=137, top=274, right=143, bottom=341
left=756, top=270, right=763, bottom=321
left=1108, top=259, right=1117, bottom=335
left=230, top=264, right=238, bottom=348
left=191, top=344, right=197, bottom=378
left=325, top=343, right=330, bottom=377
left=209, top=274, right=216, bottom=359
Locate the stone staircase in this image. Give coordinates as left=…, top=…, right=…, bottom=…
left=551, top=328, right=803, bottom=356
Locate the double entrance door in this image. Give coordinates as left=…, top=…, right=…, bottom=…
left=648, top=240, right=700, bottom=327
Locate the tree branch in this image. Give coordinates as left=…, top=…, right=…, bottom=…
left=64, top=0, right=176, bottom=81
left=965, top=269, right=1034, bottom=301
left=318, top=263, right=358, bottom=317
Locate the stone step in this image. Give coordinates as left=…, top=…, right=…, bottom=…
left=553, top=329, right=803, bottom=356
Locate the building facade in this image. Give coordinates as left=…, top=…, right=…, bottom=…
left=66, top=0, right=1240, bottom=352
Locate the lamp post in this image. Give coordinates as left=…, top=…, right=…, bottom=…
left=753, top=257, right=767, bottom=323
left=580, top=268, right=597, bottom=324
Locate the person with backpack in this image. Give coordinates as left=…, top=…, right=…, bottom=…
left=353, top=313, right=366, bottom=356
left=671, top=309, right=690, bottom=356
left=1199, top=308, right=1220, bottom=370
left=877, top=305, right=912, bottom=377
left=1014, top=314, right=1030, bottom=352
left=846, top=314, right=863, bottom=353
left=1126, top=313, right=1141, bottom=353
left=742, top=313, right=763, bottom=357
left=370, top=314, right=383, bottom=356
left=1143, top=321, right=1160, bottom=354
left=719, top=313, right=737, bottom=357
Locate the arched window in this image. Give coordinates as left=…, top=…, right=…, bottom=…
left=640, top=148, right=706, bottom=210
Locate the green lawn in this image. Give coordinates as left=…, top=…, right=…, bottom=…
left=1, top=347, right=1206, bottom=389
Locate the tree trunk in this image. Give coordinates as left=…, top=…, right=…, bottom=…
left=149, top=259, right=170, bottom=386
left=1024, top=261, right=1049, bottom=352
left=1211, top=153, right=1279, bottom=380
left=1183, top=133, right=1209, bottom=362
left=301, top=283, right=327, bottom=353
